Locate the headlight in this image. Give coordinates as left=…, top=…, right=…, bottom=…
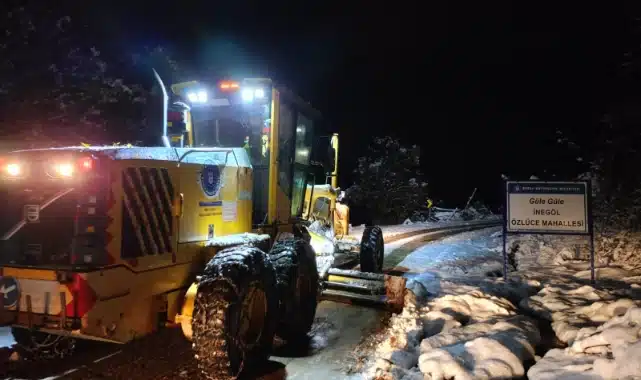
left=53, top=163, right=74, bottom=177
left=187, top=91, right=208, bottom=103
left=47, top=156, right=95, bottom=179
left=241, top=87, right=266, bottom=103
left=6, top=163, right=21, bottom=176
left=242, top=88, right=254, bottom=102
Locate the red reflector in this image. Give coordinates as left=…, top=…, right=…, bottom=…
left=78, top=156, right=94, bottom=171
left=64, top=273, right=97, bottom=318
left=167, top=111, right=184, bottom=122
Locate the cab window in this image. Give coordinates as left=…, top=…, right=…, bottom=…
left=290, top=113, right=313, bottom=217
left=278, top=101, right=295, bottom=197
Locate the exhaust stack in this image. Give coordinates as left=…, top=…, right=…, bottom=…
left=152, top=68, right=171, bottom=148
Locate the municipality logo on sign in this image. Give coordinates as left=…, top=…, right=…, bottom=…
left=514, top=185, right=521, bottom=192
left=0, top=276, right=20, bottom=309
left=199, top=165, right=222, bottom=197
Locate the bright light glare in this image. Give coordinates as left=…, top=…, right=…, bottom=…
left=187, top=91, right=208, bottom=103
left=242, top=88, right=254, bottom=102
left=6, top=163, right=21, bottom=176
left=55, top=163, right=74, bottom=177
left=220, top=81, right=239, bottom=90
left=80, top=158, right=92, bottom=169
left=254, top=88, right=265, bottom=98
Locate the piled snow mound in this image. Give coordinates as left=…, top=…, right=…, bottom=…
left=520, top=285, right=640, bottom=345
left=523, top=283, right=641, bottom=379
left=365, top=284, right=541, bottom=380
left=528, top=307, right=641, bottom=379
left=307, top=220, right=335, bottom=240
left=505, top=230, right=641, bottom=270
left=597, top=230, right=641, bottom=269
left=505, top=233, right=588, bottom=268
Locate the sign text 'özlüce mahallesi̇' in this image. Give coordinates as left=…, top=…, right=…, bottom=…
left=506, top=182, right=588, bottom=234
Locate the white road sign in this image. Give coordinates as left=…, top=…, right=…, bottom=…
left=506, top=181, right=589, bottom=234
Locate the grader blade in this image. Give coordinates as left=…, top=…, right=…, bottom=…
left=320, top=268, right=406, bottom=312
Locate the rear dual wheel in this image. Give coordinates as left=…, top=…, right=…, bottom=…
left=269, top=237, right=319, bottom=343
left=191, top=237, right=320, bottom=379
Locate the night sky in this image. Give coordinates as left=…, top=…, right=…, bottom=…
left=20, top=2, right=641, bottom=207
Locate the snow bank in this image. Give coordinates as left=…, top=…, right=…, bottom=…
left=403, top=206, right=500, bottom=226
left=363, top=281, right=541, bottom=380
left=507, top=230, right=641, bottom=270
left=361, top=226, right=641, bottom=379
left=528, top=306, right=641, bottom=379
left=523, top=283, right=641, bottom=379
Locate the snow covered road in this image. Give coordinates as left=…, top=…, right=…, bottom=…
left=384, top=227, right=504, bottom=277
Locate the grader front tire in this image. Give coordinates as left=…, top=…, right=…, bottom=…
left=359, top=225, right=384, bottom=273
left=191, top=245, right=279, bottom=379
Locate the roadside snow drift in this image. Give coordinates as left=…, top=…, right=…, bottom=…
left=522, top=284, right=641, bottom=379
left=353, top=225, right=641, bottom=380
left=364, top=282, right=541, bottom=380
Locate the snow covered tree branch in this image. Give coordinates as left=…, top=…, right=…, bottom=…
left=347, top=136, right=428, bottom=224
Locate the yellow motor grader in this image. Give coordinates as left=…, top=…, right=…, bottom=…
left=0, top=72, right=404, bottom=378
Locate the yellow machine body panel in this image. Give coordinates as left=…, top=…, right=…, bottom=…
left=301, top=132, right=348, bottom=234
left=0, top=76, right=332, bottom=345
left=0, top=146, right=254, bottom=343
left=303, top=184, right=335, bottom=221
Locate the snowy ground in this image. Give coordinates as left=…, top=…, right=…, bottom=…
left=0, top=221, right=498, bottom=352
left=348, top=216, right=501, bottom=243
left=354, top=227, right=641, bottom=380
left=0, top=222, right=498, bottom=379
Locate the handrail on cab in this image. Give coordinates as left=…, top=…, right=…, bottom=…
left=176, top=148, right=240, bottom=168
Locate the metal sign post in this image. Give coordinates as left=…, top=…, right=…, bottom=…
left=503, top=180, right=594, bottom=285
left=502, top=197, right=509, bottom=282
left=587, top=181, right=596, bottom=284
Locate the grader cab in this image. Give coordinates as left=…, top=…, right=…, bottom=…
left=0, top=72, right=405, bottom=378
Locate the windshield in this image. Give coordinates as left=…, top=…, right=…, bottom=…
left=191, top=112, right=249, bottom=148
left=190, top=102, right=271, bottom=165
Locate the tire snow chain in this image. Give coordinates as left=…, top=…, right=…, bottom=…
left=18, top=332, right=76, bottom=360
left=194, top=274, right=266, bottom=378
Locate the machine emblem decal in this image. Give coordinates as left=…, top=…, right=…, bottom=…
left=0, top=276, right=20, bottom=309
left=199, top=165, right=222, bottom=197
left=24, top=204, right=40, bottom=223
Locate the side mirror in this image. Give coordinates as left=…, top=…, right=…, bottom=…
left=324, top=145, right=336, bottom=175
left=168, top=101, right=189, bottom=134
